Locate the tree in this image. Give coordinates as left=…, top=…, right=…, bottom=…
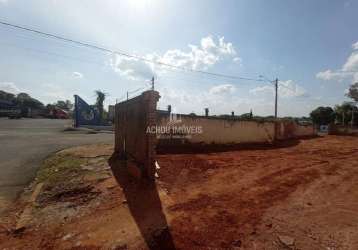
left=310, top=106, right=336, bottom=125
left=346, top=82, right=358, bottom=102
left=239, top=113, right=253, bottom=119
left=54, top=100, right=73, bottom=110
left=16, top=93, right=31, bottom=104
left=55, top=100, right=67, bottom=109
left=94, top=90, right=107, bottom=120
left=16, top=92, right=44, bottom=109
left=65, top=100, right=73, bottom=110
left=334, top=102, right=358, bottom=125
left=0, top=90, right=16, bottom=102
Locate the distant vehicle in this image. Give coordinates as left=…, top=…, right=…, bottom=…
left=0, top=99, right=21, bottom=118
left=0, top=108, right=22, bottom=119
left=49, top=108, right=69, bottom=119
left=8, top=109, right=22, bottom=119
left=320, top=125, right=329, bottom=133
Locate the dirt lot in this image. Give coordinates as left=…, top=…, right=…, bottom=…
left=1, top=135, right=358, bottom=249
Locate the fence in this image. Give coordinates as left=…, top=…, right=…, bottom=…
left=113, top=90, right=315, bottom=180
left=113, top=90, right=160, bottom=180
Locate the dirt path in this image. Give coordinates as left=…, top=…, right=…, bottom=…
left=1, top=135, right=357, bottom=249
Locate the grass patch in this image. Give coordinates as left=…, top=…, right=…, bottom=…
left=36, top=153, right=87, bottom=188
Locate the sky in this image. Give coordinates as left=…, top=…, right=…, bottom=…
left=0, top=0, right=357, bottom=117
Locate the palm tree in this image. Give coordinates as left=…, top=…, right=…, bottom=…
left=94, top=90, right=106, bottom=120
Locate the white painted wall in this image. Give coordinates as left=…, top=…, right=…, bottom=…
left=158, top=116, right=275, bottom=144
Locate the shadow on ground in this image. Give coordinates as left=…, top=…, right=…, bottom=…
left=108, top=155, right=176, bottom=250
left=157, top=137, right=319, bottom=155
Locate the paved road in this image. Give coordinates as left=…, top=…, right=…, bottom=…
left=0, top=118, right=113, bottom=215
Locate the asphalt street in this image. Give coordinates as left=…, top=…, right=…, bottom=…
left=0, top=118, right=113, bottom=215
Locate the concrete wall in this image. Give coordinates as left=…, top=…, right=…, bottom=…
left=276, top=121, right=315, bottom=140
left=157, top=115, right=275, bottom=144
left=157, top=114, right=315, bottom=145
left=114, top=90, right=160, bottom=179
left=293, top=123, right=315, bottom=137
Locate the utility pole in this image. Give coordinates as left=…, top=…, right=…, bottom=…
left=151, top=76, right=155, bottom=90
left=275, top=78, right=278, bottom=119
left=352, top=106, right=355, bottom=129
left=343, top=111, right=345, bottom=126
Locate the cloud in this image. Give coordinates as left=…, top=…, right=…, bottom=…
left=40, top=83, right=73, bottom=101
left=279, top=80, right=307, bottom=97
left=250, top=85, right=272, bottom=95
left=250, top=80, right=306, bottom=98
left=353, top=72, right=358, bottom=82
left=110, top=36, right=239, bottom=81
left=0, top=82, right=21, bottom=94
left=352, top=41, right=358, bottom=50
left=161, top=36, right=237, bottom=70
left=316, top=70, right=343, bottom=81
left=158, top=85, right=279, bottom=116
left=0, top=0, right=8, bottom=4
left=342, top=52, right=358, bottom=72
left=209, top=84, right=236, bottom=95
left=316, top=41, right=358, bottom=83
left=110, top=55, right=156, bottom=81
left=72, top=71, right=83, bottom=79
left=233, top=57, right=242, bottom=65
left=160, top=83, right=236, bottom=107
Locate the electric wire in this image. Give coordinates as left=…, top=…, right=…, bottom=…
left=1, top=20, right=324, bottom=106
left=0, top=20, right=264, bottom=82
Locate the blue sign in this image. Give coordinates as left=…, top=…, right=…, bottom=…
left=74, top=95, right=103, bottom=127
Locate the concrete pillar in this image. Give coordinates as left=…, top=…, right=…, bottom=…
left=205, top=108, right=209, bottom=117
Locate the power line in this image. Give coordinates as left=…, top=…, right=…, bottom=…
left=157, top=72, right=260, bottom=87
left=4, top=19, right=317, bottom=116
left=116, top=85, right=151, bottom=103
left=0, top=39, right=262, bottom=87
left=0, top=41, right=106, bottom=67
left=0, top=20, right=264, bottom=82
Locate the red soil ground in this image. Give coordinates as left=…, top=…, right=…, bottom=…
left=1, top=135, right=358, bottom=249
left=156, top=135, right=358, bottom=249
